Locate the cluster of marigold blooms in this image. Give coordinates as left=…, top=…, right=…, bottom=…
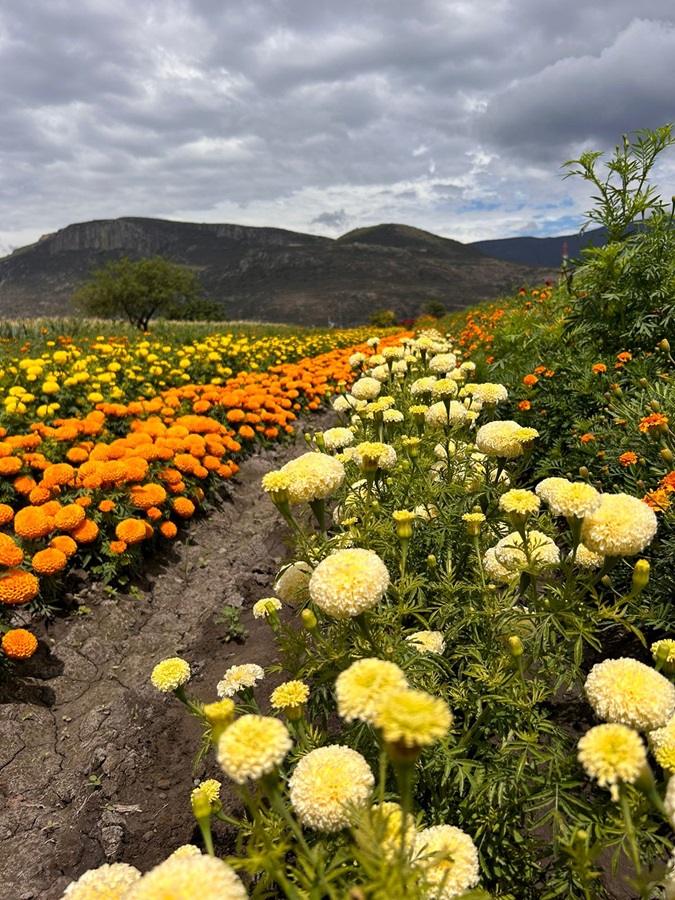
left=0, top=331, right=411, bottom=665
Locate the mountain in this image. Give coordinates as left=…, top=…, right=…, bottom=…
left=0, top=218, right=555, bottom=326
left=469, top=227, right=608, bottom=268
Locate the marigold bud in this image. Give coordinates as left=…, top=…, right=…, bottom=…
left=191, top=788, right=213, bottom=821
left=651, top=399, right=661, bottom=413
left=658, top=339, right=670, bottom=353
left=426, top=554, right=437, bottom=571
left=508, top=636, right=524, bottom=658
left=661, top=448, right=674, bottom=464
left=639, top=378, right=649, bottom=389
left=301, top=609, right=318, bottom=633
left=632, top=560, right=650, bottom=592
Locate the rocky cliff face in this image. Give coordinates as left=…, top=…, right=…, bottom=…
left=0, top=217, right=555, bottom=325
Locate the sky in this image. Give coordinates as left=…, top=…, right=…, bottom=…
left=2, top=0, right=675, bottom=257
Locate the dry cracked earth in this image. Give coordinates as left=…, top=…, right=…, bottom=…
left=0, top=415, right=328, bottom=900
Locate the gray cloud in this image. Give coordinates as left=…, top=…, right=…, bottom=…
left=1, top=0, right=674, bottom=257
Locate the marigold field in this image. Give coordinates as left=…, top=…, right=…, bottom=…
left=4, top=130, right=675, bottom=900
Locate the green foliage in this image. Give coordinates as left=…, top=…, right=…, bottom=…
left=370, top=309, right=398, bottom=328
left=74, top=255, right=203, bottom=330
left=423, top=301, right=447, bottom=319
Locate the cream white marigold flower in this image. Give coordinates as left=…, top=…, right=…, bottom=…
left=383, top=408, right=404, bottom=424
left=494, top=530, right=560, bottom=573
left=274, top=561, right=312, bottom=605
left=217, top=663, right=265, bottom=698
left=167, top=845, right=202, bottom=860
left=335, top=657, right=408, bottom=723
left=279, top=452, right=345, bottom=505
left=63, top=863, right=141, bottom=900
left=370, top=801, right=417, bottom=860
left=425, top=400, right=468, bottom=428
left=411, top=376, right=437, bottom=396
left=574, top=544, right=605, bottom=569
left=665, top=775, right=675, bottom=829
left=414, top=825, right=480, bottom=899
left=124, top=854, right=247, bottom=900
left=483, top=547, right=516, bottom=584
left=577, top=723, right=647, bottom=801
left=261, top=470, right=291, bottom=495
left=332, top=395, right=352, bottom=413
left=431, top=378, right=459, bottom=399
left=322, top=427, right=355, bottom=452
left=151, top=657, right=191, bottom=693
left=373, top=688, right=452, bottom=749
left=252, top=597, right=282, bottom=619
left=535, top=477, right=601, bottom=519
left=349, top=352, right=367, bottom=368
left=581, top=493, right=658, bottom=556
left=353, top=441, right=397, bottom=471
left=288, top=745, right=374, bottom=832
left=405, top=631, right=446, bottom=655
left=471, top=383, right=508, bottom=406
left=370, top=364, right=390, bottom=382
left=475, top=420, right=528, bottom=458
left=351, top=376, right=382, bottom=401
left=309, top=548, right=390, bottom=618
left=217, top=714, right=292, bottom=784
left=585, top=657, right=675, bottom=731
left=428, top=353, right=457, bottom=373
left=647, top=717, right=675, bottom=773
left=499, top=489, right=540, bottom=516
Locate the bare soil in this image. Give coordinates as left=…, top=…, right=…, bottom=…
left=0, top=415, right=329, bottom=900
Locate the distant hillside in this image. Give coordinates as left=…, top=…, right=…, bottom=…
left=470, top=227, right=608, bottom=268
left=0, top=218, right=554, bottom=326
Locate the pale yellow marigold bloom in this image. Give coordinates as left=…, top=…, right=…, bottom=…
left=261, top=470, right=292, bottom=494
left=167, top=845, right=202, bottom=860
left=151, top=657, right=191, bottom=693
left=475, top=420, right=529, bottom=458
left=648, top=717, right=675, bottom=773
left=414, top=825, right=480, bottom=899
left=471, top=382, right=508, bottom=406
left=483, top=547, right=515, bottom=584
left=350, top=376, right=382, bottom=400
left=274, top=561, right=312, bottom=605
left=425, top=400, right=468, bottom=428
left=335, top=657, right=408, bottom=723
left=191, top=779, right=221, bottom=809
left=252, top=597, right=282, bottom=619
left=353, top=441, right=397, bottom=471
left=123, top=854, right=247, bottom=900
left=279, top=452, right=345, bottom=505
left=288, top=745, right=374, bottom=832
left=373, top=688, right=452, bottom=749
left=405, top=631, right=446, bottom=655
left=63, top=863, right=141, bottom=900
left=581, top=493, right=658, bottom=556
left=270, top=680, right=310, bottom=709
left=585, top=657, right=675, bottom=731
left=494, top=530, right=560, bottom=573
left=217, top=714, right=292, bottom=784
left=536, top=478, right=601, bottom=519
left=577, top=723, right=647, bottom=801
left=499, top=489, right=540, bottom=516
left=322, top=427, right=355, bottom=451
left=217, top=663, right=265, bottom=698
left=574, top=544, right=605, bottom=569
left=309, top=548, right=390, bottom=618
left=369, top=802, right=417, bottom=861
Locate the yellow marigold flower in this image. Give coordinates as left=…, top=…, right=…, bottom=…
left=581, top=493, right=657, bottom=556
left=578, top=723, right=647, bottom=801
left=32, top=547, right=67, bottom=576
left=428, top=353, right=457, bottom=374
left=414, top=825, right=480, bottom=899
left=270, top=680, right=309, bottom=709
left=574, top=543, right=605, bottom=569
left=648, top=718, right=675, bottom=773
left=653, top=640, right=675, bottom=673
left=471, top=382, right=508, bottom=406
left=0, top=533, right=24, bottom=567
left=431, top=377, right=459, bottom=399
left=369, top=802, right=417, bottom=861
left=475, top=420, right=527, bottom=458
left=322, top=427, right=355, bottom=451
left=202, top=699, right=236, bottom=729
left=216, top=714, right=292, bottom=784
left=335, top=658, right=408, bottom=723
left=62, top=862, right=141, bottom=900
left=0, top=569, right=40, bottom=605
left=217, top=663, right=265, bottom=698
left=167, top=845, right=202, bottom=860
left=309, top=548, right=389, bottom=618
left=278, top=452, right=345, bottom=504
left=585, top=657, right=675, bottom=731
left=151, top=657, right=191, bottom=693
left=252, top=597, right=282, bottom=619
left=499, top=489, right=540, bottom=516
left=373, top=688, right=452, bottom=750
left=288, top=745, right=374, bottom=832
left=1, top=628, right=38, bottom=660
left=352, top=441, right=397, bottom=472
left=191, top=778, right=221, bottom=812
left=123, top=855, right=247, bottom=900
left=405, top=631, right=446, bottom=655
left=274, top=561, right=312, bottom=604
left=535, top=477, right=601, bottom=519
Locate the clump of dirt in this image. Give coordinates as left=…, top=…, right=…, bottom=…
left=0, top=415, right=329, bottom=900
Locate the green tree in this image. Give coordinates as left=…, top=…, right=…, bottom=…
left=369, top=309, right=397, bottom=328
left=74, top=256, right=203, bottom=330
left=423, top=300, right=447, bottom=318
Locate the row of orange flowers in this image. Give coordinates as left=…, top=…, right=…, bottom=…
left=0, top=333, right=412, bottom=665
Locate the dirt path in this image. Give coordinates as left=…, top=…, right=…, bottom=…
left=0, top=414, right=329, bottom=900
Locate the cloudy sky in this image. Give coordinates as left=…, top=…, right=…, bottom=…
left=1, top=0, right=675, bottom=257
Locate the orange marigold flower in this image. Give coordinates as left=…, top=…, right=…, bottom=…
left=129, top=483, right=167, bottom=510
left=0, top=569, right=40, bottom=605
left=619, top=452, right=638, bottom=467
left=70, top=518, right=99, bottom=544
left=0, top=504, right=14, bottom=525
left=13, top=475, right=36, bottom=495
left=32, top=547, right=67, bottom=576
left=28, top=485, right=53, bottom=505
left=1, top=628, right=38, bottom=659
left=592, top=363, right=607, bottom=374
left=109, top=540, right=128, bottom=554
left=172, top=497, right=195, bottom=518
left=42, top=463, right=75, bottom=487
left=533, top=366, right=547, bottom=374
left=146, top=507, right=163, bottom=520
left=14, top=506, right=53, bottom=540
left=0, top=457, right=23, bottom=476
left=54, top=504, right=86, bottom=532
left=98, top=499, right=116, bottom=513
left=518, top=400, right=531, bottom=411
left=523, top=374, right=538, bottom=387
left=66, top=447, right=89, bottom=464
left=75, top=496, right=92, bottom=508
left=617, top=351, right=632, bottom=363
left=0, top=534, right=24, bottom=567
left=50, top=535, right=78, bottom=558
left=159, top=520, right=178, bottom=539
left=238, top=425, right=256, bottom=439
left=115, top=518, right=147, bottom=545
left=638, top=413, right=669, bottom=436
left=580, top=433, right=596, bottom=444
left=644, top=488, right=671, bottom=511
left=661, top=471, right=675, bottom=492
